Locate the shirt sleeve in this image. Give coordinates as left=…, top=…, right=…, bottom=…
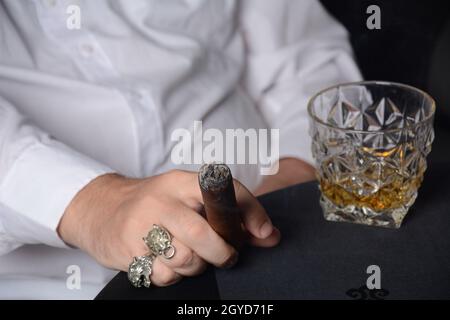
left=0, top=96, right=114, bottom=255
left=240, top=0, right=362, bottom=165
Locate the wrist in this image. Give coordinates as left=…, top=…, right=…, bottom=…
left=275, top=158, right=316, bottom=185
left=57, top=173, right=135, bottom=250
left=255, top=158, right=316, bottom=195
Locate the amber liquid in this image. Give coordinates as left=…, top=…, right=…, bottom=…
left=319, top=159, right=425, bottom=212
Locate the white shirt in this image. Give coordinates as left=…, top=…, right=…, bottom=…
left=0, top=0, right=361, bottom=299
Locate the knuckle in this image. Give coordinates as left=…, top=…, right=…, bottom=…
left=155, top=268, right=178, bottom=286
left=175, top=249, right=194, bottom=268
left=167, top=169, right=195, bottom=186
left=185, top=221, right=209, bottom=240
left=169, top=169, right=182, bottom=175
left=189, top=258, right=207, bottom=276
left=167, top=169, right=185, bottom=179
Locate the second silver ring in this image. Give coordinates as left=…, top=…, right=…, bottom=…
left=143, top=224, right=176, bottom=259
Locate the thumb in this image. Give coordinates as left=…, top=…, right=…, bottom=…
left=234, top=180, right=279, bottom=242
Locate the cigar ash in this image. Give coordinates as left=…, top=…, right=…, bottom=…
left=199, top=163, right=231, bottom=192
left=198, top=163, right=245, bottom=250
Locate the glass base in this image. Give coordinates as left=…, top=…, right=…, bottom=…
left=319, top=195, right=415, bottom=229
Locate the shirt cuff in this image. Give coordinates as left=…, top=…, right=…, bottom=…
left=260, top=93, right=315, bottom=167
left=0, top=140, right=114, bottom=249
left=277, top=114, right=314, bottom=166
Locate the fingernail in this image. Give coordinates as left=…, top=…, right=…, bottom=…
left=259, top=221, right=273, bottom=238
left=222, top=251, right=239, bottom=269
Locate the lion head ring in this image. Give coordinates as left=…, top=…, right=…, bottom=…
left=128, top=225, right=176, bottom=288
left=128, top=254, right=155, bottom=288
left=143, top=224, right=176, bottom=259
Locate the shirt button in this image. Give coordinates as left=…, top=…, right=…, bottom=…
left=136, top=90, right=146, bottom=101
left=79, top=43, right=95, bottom=58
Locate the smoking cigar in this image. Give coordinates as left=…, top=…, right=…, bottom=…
left=198, top=163, right=245, bottom=250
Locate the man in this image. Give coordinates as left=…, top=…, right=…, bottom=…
left=0, top=0, right=361, bottom=299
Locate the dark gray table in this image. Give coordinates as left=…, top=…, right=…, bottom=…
left=96, top=159, right=450, bottom=300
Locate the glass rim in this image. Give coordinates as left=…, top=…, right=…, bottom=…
left=307, top=80, right=436, bottom=134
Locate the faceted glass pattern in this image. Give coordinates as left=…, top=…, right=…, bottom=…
left=308, top=82, right=435, bottom=228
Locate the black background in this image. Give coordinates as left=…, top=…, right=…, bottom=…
left=321, top=0, right=450, bottom=165
left=321, top=0, right=449, bottom=90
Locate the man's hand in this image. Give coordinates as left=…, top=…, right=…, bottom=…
left=58, top=170, right=280, bottom=286
left=255, top=158, right=316, bottom=196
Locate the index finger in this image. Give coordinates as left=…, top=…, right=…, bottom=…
left=160, top=204, right=238, bottom=268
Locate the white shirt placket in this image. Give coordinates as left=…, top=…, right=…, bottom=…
left=32, top=0, right=165, bottom=176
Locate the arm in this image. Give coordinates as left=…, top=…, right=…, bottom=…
left=241, top=0, right=362, bottom=194
left=254, top=158, right=316, bottom=196
left=0, top=95, right=280, bottom=287
left=0, top=96, right=113, bottom=255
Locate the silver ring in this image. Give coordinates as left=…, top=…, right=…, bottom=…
left=143, top=224, right=176, bottom=259
left=128, top=254, right=155, bottom=288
